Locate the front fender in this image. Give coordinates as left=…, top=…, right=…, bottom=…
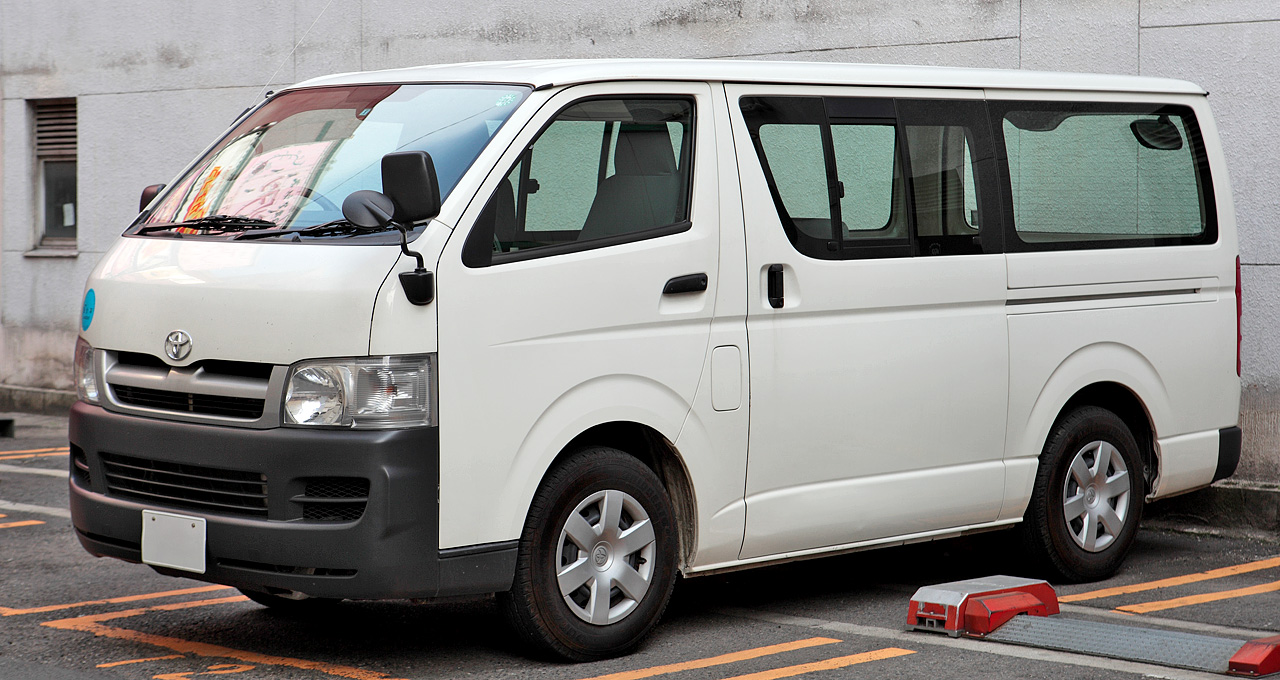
left=493, top=374, right=692, bottom=544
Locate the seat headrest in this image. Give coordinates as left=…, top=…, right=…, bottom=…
left=614, top=124, right=677, bottom=176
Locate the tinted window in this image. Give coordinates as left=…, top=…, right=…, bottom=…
left=994, top=102, right=1215, bottom=249
left=464, top=98, right=694, bottom=267
left=740, top=96, right=998, bottom=259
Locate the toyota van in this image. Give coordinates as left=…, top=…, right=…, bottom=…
left=69, top=59, right=1241, bottom=660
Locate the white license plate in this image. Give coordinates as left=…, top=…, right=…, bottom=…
left=141, top=510, right=206, bottom=574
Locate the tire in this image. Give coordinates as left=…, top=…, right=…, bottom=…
left=499, top=447, right=679, bottom=661
left=238, top=588, right=342, bottom=614
left=1022, top=406, right=1145, bottom=583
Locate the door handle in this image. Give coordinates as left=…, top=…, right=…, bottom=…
left=663, top=273, right=708, bottom=295
left=767, top=264, right=784, bottom=308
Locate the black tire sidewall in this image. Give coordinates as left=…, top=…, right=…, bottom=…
left=1029, top=406, right=1144, bottom=582
left=513, top=448, right=678, bottom=660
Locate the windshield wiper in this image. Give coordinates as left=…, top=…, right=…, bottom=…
left=232, top=219, right=372, bottom=241
left=137, top=215, right=278, bottom=235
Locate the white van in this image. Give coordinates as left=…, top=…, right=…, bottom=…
left=69, top=60, right=1241, bottom=660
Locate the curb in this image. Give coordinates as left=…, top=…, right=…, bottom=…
left=0, top=386, right=75, bottom=416
left=1146, top=480, right=1280, bottom=533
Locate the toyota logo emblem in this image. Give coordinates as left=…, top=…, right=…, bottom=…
left=164, top=330, right=192, bottom=361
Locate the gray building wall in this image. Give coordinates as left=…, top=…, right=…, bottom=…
left=1, top=0, right=1278, bottom=476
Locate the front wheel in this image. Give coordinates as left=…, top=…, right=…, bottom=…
left=1022, top=406, right=1144, bottom=582
left=500, top=447, right=678, bottom=661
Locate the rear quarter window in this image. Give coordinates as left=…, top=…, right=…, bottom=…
left=994, top=101, right=1216, bottom=250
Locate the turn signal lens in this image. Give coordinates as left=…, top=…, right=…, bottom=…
left=74, top=337, right=99, bottom=404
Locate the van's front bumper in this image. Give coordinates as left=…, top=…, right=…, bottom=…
left=68, top=402, right=514, bottom=600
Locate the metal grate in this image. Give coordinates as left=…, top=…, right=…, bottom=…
left=34, top=99, right=76, bottom=158
left=100, top=452, right=268, bottom=518
left=113, top=384, right=265, bottom=419
left=296, top=478, right=369, bottom=522
left=985, top=614, right=1246, bottom=673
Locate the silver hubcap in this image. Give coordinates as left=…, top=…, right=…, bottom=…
left=556, top=489, right=656, bottom=625
left=1063, top=440, right=1131, bottom=553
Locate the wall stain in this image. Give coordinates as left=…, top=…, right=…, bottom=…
left=1, top=62, right=55, bottom=77
left=156, top=44, right=195, bottom=69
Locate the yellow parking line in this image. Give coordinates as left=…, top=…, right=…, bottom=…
left=1117, top=580, right=1280, bottom=614
left=0, top=520, right=43, bottom=530
left=43, top=596, right=408, bottom=680
left=96, top=654, right=185, bottom=668
left=579, top=637, right=841, bottom=680
left=0, top=584, right=234, bottom=616
left=1060, top=556, right=1280, bottom=602
left=719, top=648, right=916, bottom=680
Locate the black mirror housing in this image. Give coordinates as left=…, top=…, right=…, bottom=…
left=341, top=190, right=397, bottom=230
left=139, top=184, right=165, bottom=212
left=381, top=151, right=441, bottom=223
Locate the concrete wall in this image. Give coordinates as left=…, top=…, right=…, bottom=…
left=1, top=0, right=1278, bottom=478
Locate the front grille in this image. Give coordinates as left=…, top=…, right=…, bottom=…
left=100, top=452, right=268, bottom=518
left=296, top=478, right=370, bottom=522
left=113, top=385, right=265, bottom=419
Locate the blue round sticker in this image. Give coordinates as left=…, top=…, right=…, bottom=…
left=81, top=289, right=95, bottom=331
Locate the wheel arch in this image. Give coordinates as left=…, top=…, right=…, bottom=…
left=558, top=423, right=698, bottom=570
left=1059, top=382, right=1157, bottom=495
left=1018, top=342, right=1171, bottom=498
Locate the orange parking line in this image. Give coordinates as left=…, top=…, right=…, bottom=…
left=0, top=520, right=44, bottom=530
left=0, top=451, right=69, bottom=461
left=1117, top=580, right=1280, bottom=614
left=579, top=637, right=841, bottom=680
left=0, top=446, right=69, bottom=455
left=719, top=648, right=916, bottom=680
left=96, top=654, right=184, bottom=668
left=1060, top=555, right=1280, bottom=602
left=43, top=596, right=408, bottom=680
left=0, top=584, right=234, bottom=616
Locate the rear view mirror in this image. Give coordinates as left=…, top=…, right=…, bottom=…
left=139, top=184, right=165, bottom=212
left=1131, top=115, right=1184, bottom=151
left=381, top=151, right=441, bottom=223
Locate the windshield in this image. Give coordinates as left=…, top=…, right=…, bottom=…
left=134, top=83, right=530, bottom=242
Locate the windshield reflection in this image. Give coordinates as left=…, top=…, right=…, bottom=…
left=139, top=84, right=529, bottom=240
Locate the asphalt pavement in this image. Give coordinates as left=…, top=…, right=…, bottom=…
left=2, top=412, right=1279, bottom=680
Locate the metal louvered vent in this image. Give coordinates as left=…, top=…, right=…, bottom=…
left=35, top=99, right=77, bottom=158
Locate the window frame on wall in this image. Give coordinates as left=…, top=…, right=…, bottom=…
left=990, top=99, right=1218, bottom=252
left=31, top=98, right=79, bottom=251
left=461, top=94, right=696, bottom=268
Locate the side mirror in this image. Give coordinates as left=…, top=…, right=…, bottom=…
left=341, top=190, right=397, bottom=230
left=381, top=150, right=441, bottom=223
left=139, top=184, right=165, bottom=212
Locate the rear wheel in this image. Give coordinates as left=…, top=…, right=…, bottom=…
left=500, top=447, right=678, bottom=661
left=1022, top=406, right=1144, bottom=582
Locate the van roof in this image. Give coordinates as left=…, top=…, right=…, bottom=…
left=290, top=59, right=1206, bottom=96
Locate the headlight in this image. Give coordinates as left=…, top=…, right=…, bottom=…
left=74, top=337, right=99, bottom=404
left=283, top=354, right=435, bottom=428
